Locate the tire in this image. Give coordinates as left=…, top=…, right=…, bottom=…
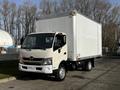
left=71, top=63, right=77, bottom=70
left=85, top=61, right=92, bottom=71
left=55, top=65, right=66, bottom=81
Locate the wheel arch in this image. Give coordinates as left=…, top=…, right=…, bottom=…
left=59, top=60, right=68, bottom=71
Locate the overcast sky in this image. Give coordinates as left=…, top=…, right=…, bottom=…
left=109, top=0, right=120, bottom=5
left=7, top=0, right=40, bottom=6
left=1, top=0, right=120, bottom=6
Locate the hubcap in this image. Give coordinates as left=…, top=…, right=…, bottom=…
left=88, top=62, right=92, bottom=70
left=59, top=67, right=65, bottom=79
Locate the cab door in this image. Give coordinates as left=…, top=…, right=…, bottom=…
left=52, top=34, right=67, bottom=70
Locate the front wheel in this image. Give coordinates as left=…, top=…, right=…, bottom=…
left=55, top=65, right=66, bottom=81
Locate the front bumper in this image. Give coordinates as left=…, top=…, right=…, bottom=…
left=19, top=63, right=53, bottom=74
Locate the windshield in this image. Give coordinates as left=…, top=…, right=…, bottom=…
left=21, top=33, right=55, bottom=49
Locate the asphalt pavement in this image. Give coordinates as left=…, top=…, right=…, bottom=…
left=0, top=54, right=18, bottom=61
left=0, top=58, right=120, bottom=90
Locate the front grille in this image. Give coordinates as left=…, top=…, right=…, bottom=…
left=23, top=62, right=43, bottom=65
left=22, top=57, right=44, bottom=65
left=23, top=57, right=43, bottom=61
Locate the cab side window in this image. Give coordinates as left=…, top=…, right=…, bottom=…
left=53, top=34, right=66, bottom=51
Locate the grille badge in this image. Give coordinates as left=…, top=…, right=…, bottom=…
left=30, top=56, right=34, bottom=61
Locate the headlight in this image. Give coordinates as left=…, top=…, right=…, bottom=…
left=19, top=54, right=24, bottom=64
left=19, top=59, right=24, bottom=64
left=43, top=58, right=52, bottom=65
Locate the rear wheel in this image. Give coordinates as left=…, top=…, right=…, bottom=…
left=55, top=65, right=66, bottom=81
left=71, top=63, right=77, bottom=70
left=85, top=61, right=92, bottom=71
left=82, top=60, right=93, bottom=71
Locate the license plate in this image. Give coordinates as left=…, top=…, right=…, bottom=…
left=28, top=66, right=35, bottom=70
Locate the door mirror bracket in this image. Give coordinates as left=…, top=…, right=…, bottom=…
left=58, top=48, right=61, bottom=53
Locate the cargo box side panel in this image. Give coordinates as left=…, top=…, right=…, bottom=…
left=36, top=16, right=74, bottom=60
left=76, top=14, right=101, bottom=59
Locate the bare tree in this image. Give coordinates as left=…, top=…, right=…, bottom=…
left=37, top=0, right=120, bottom=54
left=40, top=0, right=52, bottom=15
left=15, top=7, right=22, bottom=45
left=1, top=0, right=17, bottom=36
left=9, top=3, right=16, bottom=36
left=1, top=0, right=10, bottom=32
left=103, top=23, right=119, bottom=54
left=0, top=0, right=119, bottom=53
left=19, top=0, right=37, bottom=37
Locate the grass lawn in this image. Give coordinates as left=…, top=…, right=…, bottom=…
left=0, top=60, right=19, bottom=79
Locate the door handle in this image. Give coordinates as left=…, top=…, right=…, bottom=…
left=64, top=52, right=66, bottom=55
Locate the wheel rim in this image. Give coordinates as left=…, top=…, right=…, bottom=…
left=59, top=67, right=65, bottom=79
left=88, top=62, right=92, bottom=70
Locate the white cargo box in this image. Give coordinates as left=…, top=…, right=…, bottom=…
left=36, top=12, right=102, bottom=61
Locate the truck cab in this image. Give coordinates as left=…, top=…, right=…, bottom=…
left=19, top=32, right=67, bottom=80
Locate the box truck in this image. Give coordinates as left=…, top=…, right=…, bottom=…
left=19, top=11, right=102, bottom=80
